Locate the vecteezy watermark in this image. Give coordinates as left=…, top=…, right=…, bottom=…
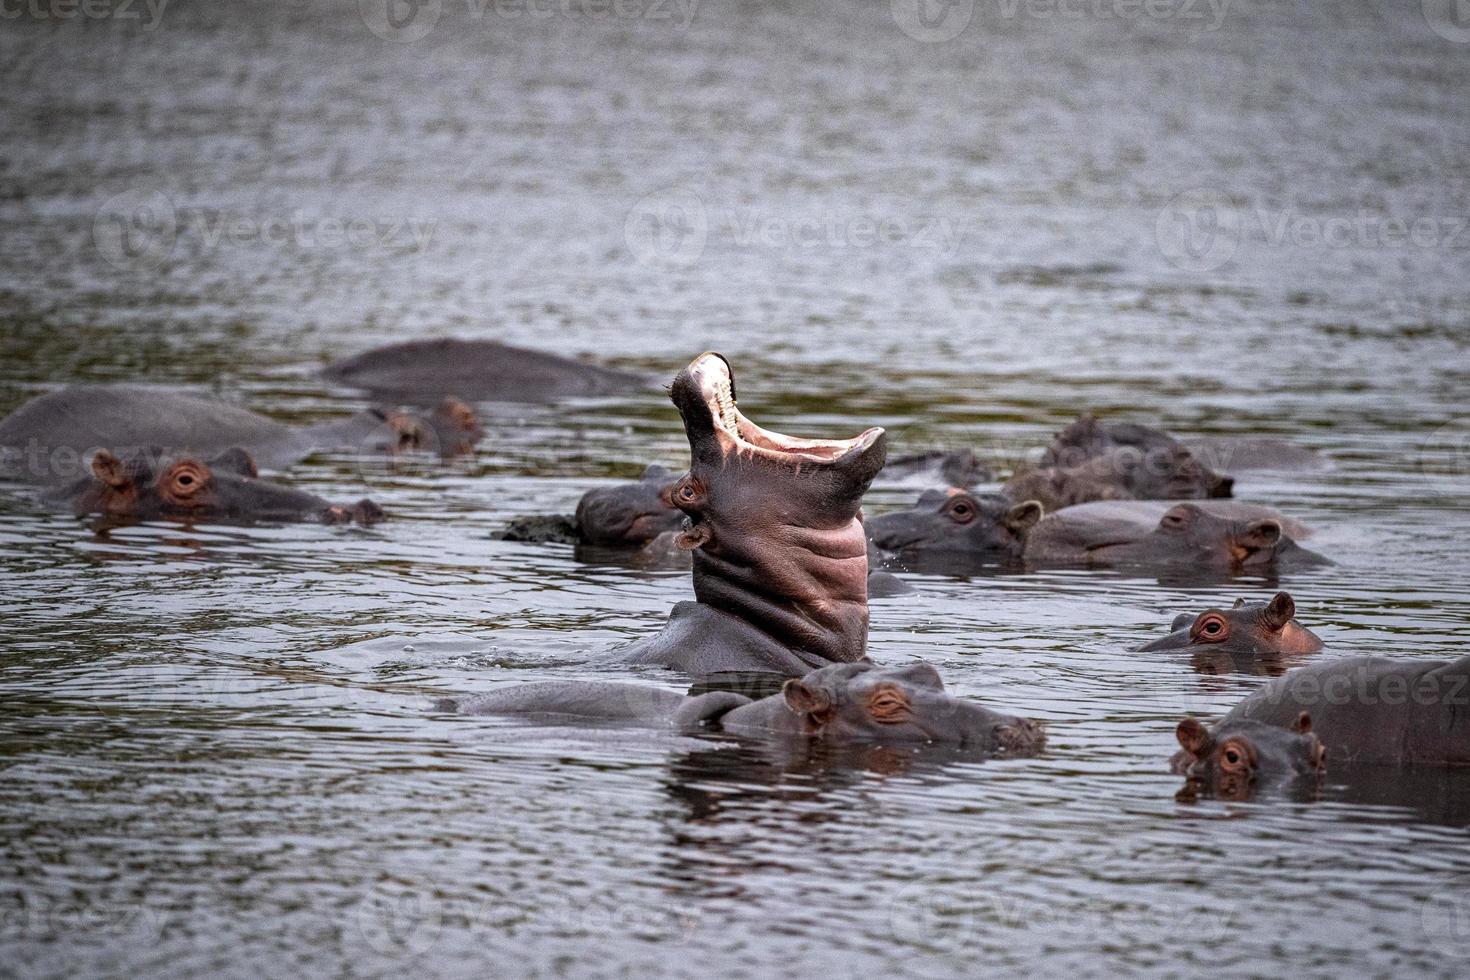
left=0, top=0, right=168, bottom=30
left=1155, top=188, right=1241, bottom=272
left=1156, top=191, right=1470, bottom=271
left=360, top=0, right=697, bottom=41
left=891, top=0, right=975, bottom=42
left=92, top=191, right=437, bottom=273
left=993, top=0, right=1231, bottom=30
left=624, top=187, right=709, bottom=268
left=1419, top=418, right=1470, bottom=497
left=1422, top=875, right=1470, bottom=958
left=624, top=188, right=975, bottom=268
left=0, top=894, right=170, bottom=945
left=352, top=876, right=701, bottom=957
left=1423, top=0, right=1470, bottom=43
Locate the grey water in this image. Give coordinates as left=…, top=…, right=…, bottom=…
left=2, top=0, right=1470, bottom=976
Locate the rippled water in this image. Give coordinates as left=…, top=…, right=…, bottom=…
left=3, top=1, right=1470, bottom=977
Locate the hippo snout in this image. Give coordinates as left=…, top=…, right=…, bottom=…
left=323, top=498, right=386, bottom=526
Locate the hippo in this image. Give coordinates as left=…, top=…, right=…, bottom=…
left=437, top=660, right=1046, bottom=756
left=867, top=495, right=1319, bottom=574
left=0, top=384, right=482, bottom=480
left=1171, top=714, right=1326, bottom=800
left=1021, top=500, right=1328, bottom=572
left=497, top=465, right=685, bottom=547
left=1140, top=592, right=1324, bottom=656
left=45, top=447, right=383, bottom=525
left=613, top=352, right=886, bottom=675
left=320, top=338, right=648, bottom=403
left=1183, top=436, right=1327, bottom=473
left=878, top=450, right=992, bottom=488
left=1217, top=655, right=1470, bottom=767
left=1015, top=413, right=1234, bottom=508
left=866, top=488, right=1043, bottom=564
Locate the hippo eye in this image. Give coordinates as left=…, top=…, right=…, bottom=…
left=163, top=462, right=209, bottom=500
left=673, top=477, right=704, bottom=508
left=1219, top=741, right=1253, bottom=773
left=945, top=498, right=977, bottom=525
left=866, top=684, right=912, bottom=724
left=1192, top=614, right=1229, bottom=643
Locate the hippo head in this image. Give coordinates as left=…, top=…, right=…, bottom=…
left=1141, top=592, right=1324, bottom=655
left=1143, top=503, right=1294, bottom=569
left=668, top=352, right=886, bottom=663
left=574, top=464, right=686, bottom=546
left=370, top=396, right=484, bottom=456
left=1003, top=465, right=1135, bottom=512
left=55, top=447, right=383, bottom=525
left=779, top=661, right=1046, bottom=754
left=1039, top=414, right=1234, bottom=501
left=867, top=489, right=1043, bottom=560
left=1172, top=714, right=1326, bottom=800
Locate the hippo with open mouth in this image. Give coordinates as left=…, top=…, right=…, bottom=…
left=45, top=446, right=383, bottom=525
left=613, top=352, right=887, bottom=675
left=0, top=384, right=482, bottom=479
left=1141, top=592, right=1324, bottom=656
left=437, top=660, right=1045, bottom=755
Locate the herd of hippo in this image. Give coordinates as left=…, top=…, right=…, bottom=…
left=2, top=341, right=1465, bottom=800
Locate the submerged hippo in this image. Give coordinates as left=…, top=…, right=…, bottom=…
left=500, top=465, right=685, bottom=547
left=1183, top=436, right=1327, bottom=473
left=321, top=338, right=648, bottom=403
left=614, top=352, right=886, bottom=675
left=438, top=660, right=1045, bottom=755
left=0, top=384, right=482, bottom=479
left=1012, top=413, right=1234, bottom=509
left=1171, top=713, right=1327, bottom=800
left=866, top=489, right=1043, bottom=563
left=878, top=450, right=991, bottom=487
left=1140, top=592, right=1324, bottom=656
left=46, top=447, right=383, bottom=525
left=1022, top=500, right=1327, bottom=572
left=1218, top=655, right=1470, bottom=767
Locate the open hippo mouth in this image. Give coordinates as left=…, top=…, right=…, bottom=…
left=674, top=352, right=884, bottom=472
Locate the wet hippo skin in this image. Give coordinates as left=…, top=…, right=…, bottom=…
left=1140, top=592, right=1324, bottom=656
left=1171, top=713, right=1327, bottom=800
left=0, top=384, right=482, bottom=478
left=438, top=660, right=1045, bottom=755
left=1221, top=655, right=1470, bottom=767
left=321, top=338, right=648, bottom=403
left=45, top=446, right=383, bottom=525
left=613, top=352, right=886, bottom=675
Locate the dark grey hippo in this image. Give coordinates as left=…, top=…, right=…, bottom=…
left=46, top=447, right=383, bottom=525
left=0, top=384, right=482, bottom=479
left=437, top=660, right=1045, bottom=756
left=613, top=352, right=886, bottom=675
left=321, top=338, right=648, bottom=403
left=1140, top=592, right=1324, bottom=656
left=1018, top=413, right=1235, bottom=507
left=1217, top=655, right=1470, bottom=767
left=878, top=449, right=992, bottom=488
left=1021, top=500, right=1327, bottom=572
left=499, top=465, right=685, bottom=547
left=1171, top=714, right=1327, bottom=800
left=866, top=488, right=1043, bottom=565
left=1183, top=436, right=1328, bottom=473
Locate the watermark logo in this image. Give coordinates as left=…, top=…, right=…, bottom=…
left=355, top=877, right=445, bottom=955
left=1419, top=418, right=1470, bottom=497
left=93, top=189, right=178, bottom=273
left=0, top=0, right=169, bottom=30
left=625, top=187, right=708, bottom=268
left=360, top=0, right=442, bottom=42
left=1422, top=875, right=1470, bottom=957
left=892, top=0, right=974, bottom=42
left=1155, top=188, right=1239, bottom=272
left=1423, top=0, right=1470, bottom=42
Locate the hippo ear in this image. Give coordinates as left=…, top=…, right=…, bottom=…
left=1264, top=592, right=1296, bottom=630
left=1175, top=717, right=1211, bottom=756
left=1005, top=500, right=1044, bottom=532
left=1232, top=598, right=1246, bottom=608
left=1292, top=711, right=1313, bottom=735
left=1169, top=612, right=1193, bottom=632
left=675, top=523, right=711, bottom=551
left=782, top=679, right=833, bottom=728
left=91, top=449, right=131, bottom=489
left=1238, top=520, right=1282, bottom=554
left=207, top=448, right=259, bottom=478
